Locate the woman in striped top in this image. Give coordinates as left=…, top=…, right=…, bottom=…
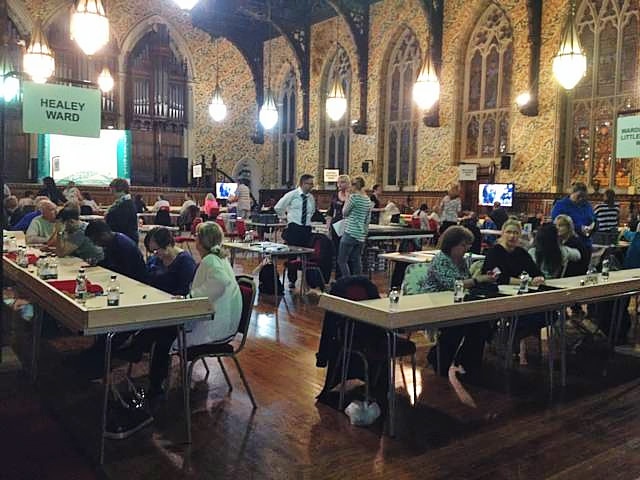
left=593, top=189, right=620, bottom=245
left=338, top=177, right=372, bottom=276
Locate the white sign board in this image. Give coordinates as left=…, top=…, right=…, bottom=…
left=616, top=115, right=640, bottom=158
left=192, top=164, right=202, bottom=178
left=324, top=169, right=340, bottom=182
left=458, top=164, right=478, bottom=181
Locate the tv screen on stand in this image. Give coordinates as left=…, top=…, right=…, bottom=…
left=478, top=183, right=515, bottom=207
left=216, top=182, right=238, bottom=199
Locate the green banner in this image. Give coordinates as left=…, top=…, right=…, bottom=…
left=22, top=81, right=101, bottom=138
left=616, top=114, right=640, bottom=159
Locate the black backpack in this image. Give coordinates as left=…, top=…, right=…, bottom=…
left=258, top=262, right=284, bottom=295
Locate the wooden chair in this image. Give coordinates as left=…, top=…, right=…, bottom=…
left=184, top=275, right=257, bottom=408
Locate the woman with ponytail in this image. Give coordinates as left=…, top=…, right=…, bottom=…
left=189, top=221, right=242, bottom=345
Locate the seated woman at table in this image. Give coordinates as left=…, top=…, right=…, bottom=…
left=123, top=222, right=241, bottom=396
left=51, top=203, right=104, bottom=264
left=528, top=223, right=581, bottom=279
left=482, top=218, right=545, bottom=364
left=145, top=227, right=196, bottom=297
left=81, top=192, right=100, bottom=214
left=554, top=214, right=590, bottom=277
left=420, top=226, right=497, bottom=377
left=133, top=194, right=147, bottom=214
left=151, top=195, right=170, bottom=213
left=202, top=192, right=219, bottom=219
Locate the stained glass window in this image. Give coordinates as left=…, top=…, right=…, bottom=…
left=568, top=0, right=640, bottom=189
left=462, top=5, right=513, bottom=160
left=383, top=28, right=420, bottom=187
left=322, top=46, right=351, bottom=174
left=280, top=69, right=297, bottom=187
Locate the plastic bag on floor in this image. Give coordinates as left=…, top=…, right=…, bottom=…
left=344, top=400, right=381, bottom=426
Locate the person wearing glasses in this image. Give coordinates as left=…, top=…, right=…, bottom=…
left=275, top=174, right=316, bottom=288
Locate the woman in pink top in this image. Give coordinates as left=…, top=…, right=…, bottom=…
left=202, top=192, right=219, bottom=218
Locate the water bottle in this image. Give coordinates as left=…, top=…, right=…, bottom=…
left=601, top=258, right=610, bottom=282
left=453, top=279, right=465, bottom=303
left=518, top=271, right=530, bottom=294
left=37, top=254, right=47, bottom=278
left=48, top=254, right=58, bottom=279
left=8, top=235, right=17, bottom=253
left=17, top=246, right=28, bottom=268
left=75, top=268, right=87, bottom=303
left=586, top=266, right=598, bottom=285
left=107, top=274, right=120, bottom=306
left=389, top=287, right=400, bottom=310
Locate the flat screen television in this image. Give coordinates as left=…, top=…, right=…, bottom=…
left=478, top=183, right=515, bottom=207
left=216, top=182, right=238, bottom=199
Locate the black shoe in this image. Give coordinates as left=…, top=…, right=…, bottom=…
left=104, top=403, right=153, bottom=440
left=315, top=353, right=327, bottom=368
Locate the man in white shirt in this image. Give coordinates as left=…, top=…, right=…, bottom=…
left=26, top=199, right=57, bottom=244
left=274, top=174, right=316, bottom=287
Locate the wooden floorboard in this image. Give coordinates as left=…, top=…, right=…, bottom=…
left=3, top=258, right=640, bottom=479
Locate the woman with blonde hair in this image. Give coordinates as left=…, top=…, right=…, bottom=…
left=439, top=184, right=461, bottom=234
left=202, top=192, right=219, bottom=219
left=554, top=214, right=589, bottom=276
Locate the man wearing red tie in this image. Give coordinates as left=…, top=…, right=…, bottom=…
left=275, top=174, right=316, bottom=288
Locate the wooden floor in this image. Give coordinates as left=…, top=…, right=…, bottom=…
left=3, top=258, right=640, bottom=479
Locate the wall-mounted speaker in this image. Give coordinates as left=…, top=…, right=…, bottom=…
left=500, top=154, right=513, bottom=170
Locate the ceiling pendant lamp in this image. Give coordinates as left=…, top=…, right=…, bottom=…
left=259, top=88, right=278, bottom=130
left=259, top=4, right=278, bottom=130
left=413, top=53, right=440, bottom=111
left=326, top=76, right=347, bottom=122
left=97, top=66, right=114, bottom=93
left=552, top=0, right=586, bottom=90
left=70, top=0, right=110, bottom=56
left=23, top=23, right=55, bottom=83
left=209, top=38, right=227, bottom=122
left=173, top=0, right=199, bottom=10
left=209, top=84, right=227, bottom=122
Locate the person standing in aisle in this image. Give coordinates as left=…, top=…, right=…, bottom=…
left=325, top=175, right=350, bottom=279
left=275, top=174, right=316, bottom=288
left=439, top=184, right=462, bottom=234
left=337, top=177, right=372, bottom=277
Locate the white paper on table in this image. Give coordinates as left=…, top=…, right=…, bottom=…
left=332, top=219, right=346, bottom=237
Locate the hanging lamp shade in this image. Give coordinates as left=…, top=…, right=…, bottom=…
left=208, top=83, right=227, bottom=122
left=0, top=52, right=19, bottom=102
left=259, top=89, right=278, bottom=130
left=97, top=66, right=114, bottom=93
left=413, top=56, right=440, bottom=111
left=70, top=0, right=110, bottom=56
left=326, top=76, right=347, bottom=122
left=552, top=9, right=586, bottom=90
left=23, top=23, right=55, bottom=84
left=173, top=0, right=199, bottom=9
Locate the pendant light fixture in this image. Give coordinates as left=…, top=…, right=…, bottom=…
left=413, top=43, right=440, bottom=111
left=70, top=0, right=110, bottom=56
left=173, top=0, right=199, bottom=10
left=208, top=38, right=227, bottom=122
left=325, top=16, right=347, bottom=122
left=0, top=48, right=19, bottom=102
left=259, top=3, right=278, bottom=130
left=552, top=0, right=586, bottom=90
left=23, top=22, right=55, bottom=84
left=97, top=65, right=114, bottom=93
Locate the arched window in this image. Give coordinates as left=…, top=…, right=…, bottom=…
left=46, top=11, right=119, bottom=127
left=4, top=17, right=28, bottom=181
left=279, top=69, right=297, bottom=187
left=322, top=46, right=351, bottom=174
left=567, top=0, right=640, bottom=190
left=382, top=28, right=421, bottom=188
left=125, top=24, right=188, bottom=185
left=462, top=4, right=513, bottom=160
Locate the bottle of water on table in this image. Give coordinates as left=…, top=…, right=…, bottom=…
left=389, top=287, right=400, bottom=311
left=601, top=258, right=610, bottom=282
left=454, top=279, right=465, bottom=303
left=107, top=274, right=120, bottom=306
left=75, top=268, right=87, bottom=303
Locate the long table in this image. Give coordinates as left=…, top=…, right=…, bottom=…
left=2, top=238, right=212, bottom=464
left=318, top=269, right=640, bottom=435
left=223, top=241, right=315, bottom=298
